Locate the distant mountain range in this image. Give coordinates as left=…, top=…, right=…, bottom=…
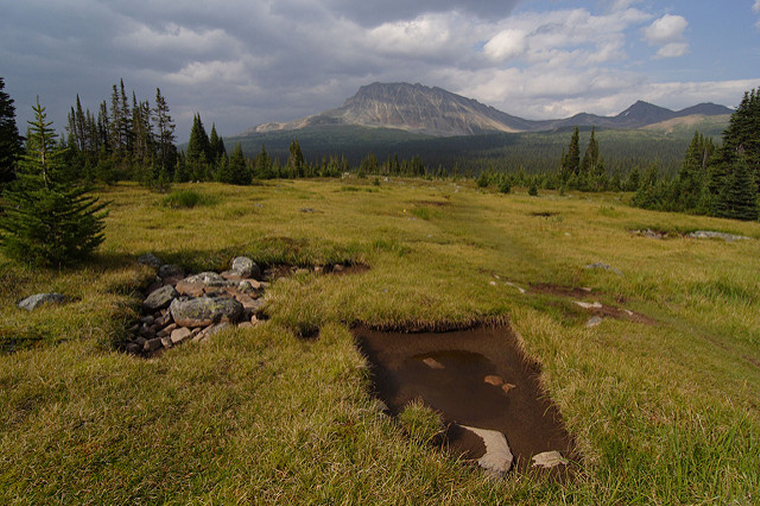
left=242, top=82, right=733, bottom=137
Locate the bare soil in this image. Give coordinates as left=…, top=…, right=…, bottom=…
left=354, top=324, right=577, bottom=473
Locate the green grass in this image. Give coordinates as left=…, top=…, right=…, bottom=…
left=1, top=178, right=759, bottom=504
left=161, top=188, right=220, bottom=208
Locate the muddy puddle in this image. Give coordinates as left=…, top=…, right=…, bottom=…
left=354, top=324, right=576, bottom=475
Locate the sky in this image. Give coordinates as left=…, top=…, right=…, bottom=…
left=2, top=0, right=760, bottom=141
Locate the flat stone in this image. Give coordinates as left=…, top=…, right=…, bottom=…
left=143, top=285, right=178, bottom=311
left=126, top=342, right=141, bottom=354
left=585, top=316, right=605, bottom=328
left=501, top=383, right=517, bottom=394
left=531, top=450, right=568, bottom=469
left=238, top=279, right=262, bottom=292
left=160, top=337, right=173, bottom=348
left=170, top=327, right=192, bottom=344
left=169, top=296, right=244, bottom=328
left=574, top=301, right=603, bottom=309
left=421, top=357, right=445, bottom=369
left=459, top=425, right=513, bottom=474
left=140, top=315, right=155, bottom=325
left=484, top=375, right=504, bottom=386
left=183, top=271, right=229, bottom=286
left=231, top=256, right=260, bottom=278
left=137, top=253, right=163, bottom=268
left=18, top=293, right=70, bottom=311
left=174, top=280, right=207, bottom=297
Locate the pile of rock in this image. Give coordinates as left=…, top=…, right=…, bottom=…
left=126, top=254, right=268, bottom=355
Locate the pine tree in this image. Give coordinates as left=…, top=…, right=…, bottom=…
left=560, top=127, right=580, bottom=181
left=0, top=77, right=22, bottom=183
left=580, top=127, right=599, bottom=176
left=152, top=88, right=176, bottom=175
left=227, top=143, right=249, bottom=185
left=714, top=157, right=758, bottom=220
left=186, top=114, right=211, bottom=180
left=209, top=123, right=226, bottom=164
left=0, top=99, right=107, bottom=266
left=288, top=139, right=305, bottom=177
left=254, top=144, right=272, bottom=179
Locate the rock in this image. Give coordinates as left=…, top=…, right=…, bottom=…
left=220, top=270, right=243, bottom=281
left=585, top=316, right=604, bottom=328
left=158, top=323, right=177, bottom=337
left=143, top=285, right=178, bottom=310
left=143, top=338, right=162, bottom=352
left=18, top=293, right=70, bottom=311
left=174, top=280, right=207, bottom=297
left=489, top=280, right=498, bottom=286
left=169, top=296, right=244, bottom=328
left=158, top=264, right=184, bottom=280
left=687, top=230, right=751, bottom=242
left=160, top=337, right=173, bottom=348
left=501, top=383, right=517, bottom=394
left=126, top=342, right=141, bottom=354
left=504, top=281, right=526, bottom=294
left=170, top=327, right=192, bottom=344
left=421, top=357, right=445, bottom=369
left=194, top=322, right=232, bottom=342
left=231, top=256, right=260, bottom=279
left=459, top=425, right=513, bottom=474
left=238, top=321, right=254, bottom=329
left=137, top=253, right=163, bottom=268
left=238, top=280, right=262, bottom=293
left=585, top=262, right=623, bottom=276
left=135, top=336, right=147, bottom=347
left=531, top=450, right=568, bottom=469
left=484, top=375, right=504, bottom=386
left=574, top=301, right=603, bottom=309
left=140, top=315, right=155, bottom=325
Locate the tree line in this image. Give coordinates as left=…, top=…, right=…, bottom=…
left=633, top=89, right=759, bottom=221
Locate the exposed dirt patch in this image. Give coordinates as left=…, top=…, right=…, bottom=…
left=573, top=302, right=657, bottom=325
left=530, top=211, right=560, bottom=217
left=531, top=283, right=595, bottom=298
left=354, top=324, right=577, bottom=475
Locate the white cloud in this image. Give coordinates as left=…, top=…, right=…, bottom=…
left=655, top=42, right=689, bottom=59
left=754, top=0, right=760, bottom=13
left=643, top=14, right=688, bottom=58
left=483, top=29, right=527, bottom=60
left=644, top=14, right=688, bottom=44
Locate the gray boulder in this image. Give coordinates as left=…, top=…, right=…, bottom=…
left=231, top=256, right=260, bottom=279
left=18, top=293, right=70, bottom=311
left=143, top=285, right=178, bottom=310
left=182, top=271, right=229, bottom=286
left=137, top=253, right=163, bottom=268
left=169, top=296, right=244, bottom=328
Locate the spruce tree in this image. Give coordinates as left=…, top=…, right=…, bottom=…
left=0, top=99, right=107, bottom=266
left=288, top=139, right=305, bottom=177
left=560, top=127, right=580, bottom=182
left=152, top=88, right=176, bottom=175
left=714, top=157, right=758, bottom=221
left=209, top=123, right=226, bottom=163
left=0, top=77, right=22, bottom=183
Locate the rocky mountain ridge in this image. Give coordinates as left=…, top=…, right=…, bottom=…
left=243, top=82, right=732, bottom=137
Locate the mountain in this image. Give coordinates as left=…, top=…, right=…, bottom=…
left=242, top=82, right=733, bottom=137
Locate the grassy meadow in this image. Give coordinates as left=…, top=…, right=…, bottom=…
left=1, top=177, right=759, bottom=504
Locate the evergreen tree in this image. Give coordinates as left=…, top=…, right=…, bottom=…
left=0, top=99, right=107, bottom=266
left=186, top=114, right=211, bottom=180
left=0, top=77, right=22, bottom=183
left=714, top=157, right=758, bottom=221
left=209, top=123, right=226, bottom=163
left=227, top=143, right=249, bottom=185
left=580, top=127, right=599, bottom=176
left=152, top=88, right=176, bottom=175
left=288, top=139, right=305, bottom=177
left=721, top=89, right=760, bottom=189
left=560, top=127, right=580, bottom=181
left=254, top=144, right=272, bottom=179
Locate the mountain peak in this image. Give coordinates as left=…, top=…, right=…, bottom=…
left=242, top=82, right=732, bottom=137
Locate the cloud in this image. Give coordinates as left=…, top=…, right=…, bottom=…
left=755, top=0, right=760, bottom=12
left=1, top=0, right=755, bottom=141
left=643, top=14, right=688, bottom=58
left=643, top=14, right=688, bottom=44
